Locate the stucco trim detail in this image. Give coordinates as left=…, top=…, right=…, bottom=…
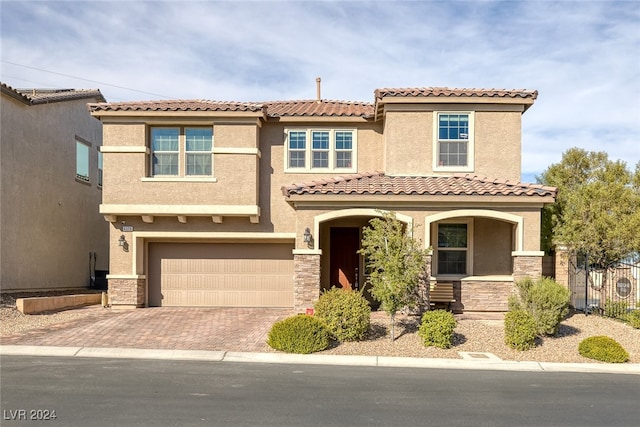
left=425, top=209, right=524, bottom=252
left=100, top=204, right=260, bottom=216
left=213, top=147, right=261, bottom=157
left=100, top=146, right=149, bottom=153
left=292, top=249, right=323, bottom=255
left=312, top=208, right=413, bottom=250
left=106, top=274, right=146, bottom=279
left=511, top=251, right=545, bottom=257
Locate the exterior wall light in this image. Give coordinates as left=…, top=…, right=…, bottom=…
left=118, top=234, right=129, bottom=252
left=303, top=227, right=312, bottom=244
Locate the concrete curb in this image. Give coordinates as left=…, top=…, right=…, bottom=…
left=2, top=345, right=639, bottom=375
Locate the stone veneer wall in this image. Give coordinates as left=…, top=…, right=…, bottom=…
left=554, top=247, right=571, bottom=289
left=108, top=278, right=145, bottom=308
left=456, top=280, right=515, bottom=312
left=293, top=254, right=320, bottom=313
left=513, top=256, right=543, bottom=282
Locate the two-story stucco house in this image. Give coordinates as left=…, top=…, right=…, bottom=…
left=88, top=84, right=556, bottom=312
left=1, top=83, right=109, bottom=292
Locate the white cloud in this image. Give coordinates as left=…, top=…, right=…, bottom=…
left=1, top=0, right=638, bottom=179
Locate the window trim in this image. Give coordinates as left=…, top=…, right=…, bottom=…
left=284, top=128, right=357, bottom=173
left=432, top=111, right=474, bottom=173
left=75, top=136, right=91, bottom=184
left=148, top=126, right=214, bottom=178
left=97, top=149, right=103, bottom=188
left=434, top=219, right=473, bottom=278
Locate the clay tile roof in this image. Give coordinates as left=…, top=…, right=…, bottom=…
left=374, top=87, right=538, bottom=100
left=264, top=100, right=374, bottom=118
left=282, top=172, right=556, bottom=198
left=87, top=99, right=265, bottom=113
left=1, top=82, right=105, bottom=104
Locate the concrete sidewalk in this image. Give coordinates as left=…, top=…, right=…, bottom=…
left=2, top=345, right=639, bottom=375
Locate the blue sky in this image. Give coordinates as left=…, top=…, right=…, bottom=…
left=1, top=0, right=638, bottom=182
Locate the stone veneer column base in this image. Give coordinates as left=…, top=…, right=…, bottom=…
left=293, top=254, right=320, bottom=313
left=513, top=256, right=543, bottom=282
left=107, top=278, right=146, bottom=308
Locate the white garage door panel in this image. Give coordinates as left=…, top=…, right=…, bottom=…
left=149, top=243, right=294, bottom=307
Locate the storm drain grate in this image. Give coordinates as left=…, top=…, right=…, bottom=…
left=458, top=351, right=502, bottom=361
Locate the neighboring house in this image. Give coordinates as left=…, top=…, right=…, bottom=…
left=88, top=84, right=556, bottom=312
left=0, top=82, right=109, bottom=292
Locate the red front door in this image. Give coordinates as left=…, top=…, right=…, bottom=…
left=330, top=227, right=360, bottom=291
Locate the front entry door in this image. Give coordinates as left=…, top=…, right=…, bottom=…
left=330, top=227, right=360, bottom=291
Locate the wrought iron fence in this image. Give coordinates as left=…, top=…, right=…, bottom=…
left=568, top=253, right=640, bottom=317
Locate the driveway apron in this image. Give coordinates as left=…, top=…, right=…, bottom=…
left=0, top=307, right=293, bottom=352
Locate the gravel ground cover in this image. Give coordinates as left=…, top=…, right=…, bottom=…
left=1, top=293, right=638, bottom=363
left=318, top=311, right=640, bottom=363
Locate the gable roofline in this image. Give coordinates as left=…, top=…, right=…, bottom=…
left=373, top=87, right=538, bottom=120
left=85, top=86, right=537, bottom=122
left=1, top=82, right=105, bottom=105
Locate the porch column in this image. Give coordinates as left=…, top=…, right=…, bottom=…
left=293, top=252, right=321, bottom=313
left=512, top=253, right=544, bottom=282
left=554, top=245, right=572, bottom=289
left=106, top=275, right=146, bottom=309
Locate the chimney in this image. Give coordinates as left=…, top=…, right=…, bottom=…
left=316, top=77, right=321, bottom=102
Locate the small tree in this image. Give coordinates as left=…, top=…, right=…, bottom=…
left=539, top=148, right=640, bottom=267
left=359, top=211, right=430, bottom=340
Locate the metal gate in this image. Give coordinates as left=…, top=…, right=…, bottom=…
left=569, top=254, right=640, bottom=317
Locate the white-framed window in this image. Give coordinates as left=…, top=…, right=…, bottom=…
left=433, top=112, right=474, bottom=172
left=76, top=137, right=90, bottom=183
left=285, top=128, right=357, bottom=173
left=436, top=222, right=471, bottom=276
left=150, top=127, right=213, bottom=177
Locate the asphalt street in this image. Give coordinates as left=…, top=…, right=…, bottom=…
left=1, top=355, right=639, bottom=427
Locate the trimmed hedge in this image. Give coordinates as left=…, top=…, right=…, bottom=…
left=504, top=309, right=537, bottom=351
left=267, top=315, right=330, bottom=354
left=626, top=310, right=640, bottom=329
left=510, top=277, right=570, bottom=336
left=578, top=336, right=629, bottom=363
left=314, top=288, right=371, bottom=342
left=418, top=310, right=457, bottom=349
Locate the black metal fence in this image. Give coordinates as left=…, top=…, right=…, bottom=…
left=568, top=254, right=640, bottom=317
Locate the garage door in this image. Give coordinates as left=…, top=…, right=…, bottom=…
left=148, top=243, right=294, bottom=307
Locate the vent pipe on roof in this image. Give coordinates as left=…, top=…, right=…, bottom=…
left=316, top=77, right=321, bottom=102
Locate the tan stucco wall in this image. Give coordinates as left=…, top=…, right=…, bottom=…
left=1, top=95, right=108, bottom=291
left=95, top=104, right=543, bottom=286
left=101, top=122, right=259, bottom=207
left=473, top=217, right=513, bottom=275
left=382, top=104, right=523, bottom=180
left=384, top=111, right=432, bottom=175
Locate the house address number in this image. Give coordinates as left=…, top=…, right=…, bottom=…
left=122, top=226, right=134, bottom=232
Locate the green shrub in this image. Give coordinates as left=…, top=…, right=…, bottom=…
left=504, top=309, right=538, bottom=351
left=314, top=288, right=371, bottom=342
left=512, top=277, right=570, bottom=336
left=418, top=310, right=457, bottom=349
left=578, top=336, right=629, bottom=363
left=267, top=315, right=330, bottom=354
left=604, top=300, right=628, bottom=319
left=626, top=310, right=640, bottom=329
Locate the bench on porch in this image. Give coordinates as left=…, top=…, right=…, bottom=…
left=429, top=282, right=456, bottom=310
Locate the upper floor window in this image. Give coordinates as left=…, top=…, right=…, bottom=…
left=97, top=151, right=103, bottom=187
left=285, top=128, right=356, bottom=173
left=150, top=127, right=213, bottom=177
left=437, top=223, right=468, bottom=275
left=76, top=137, right=90, bottom=183
left=433, top=112, right=474, bottom=172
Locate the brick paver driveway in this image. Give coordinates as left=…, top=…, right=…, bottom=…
left=1, top=307, right=293, bottom=352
